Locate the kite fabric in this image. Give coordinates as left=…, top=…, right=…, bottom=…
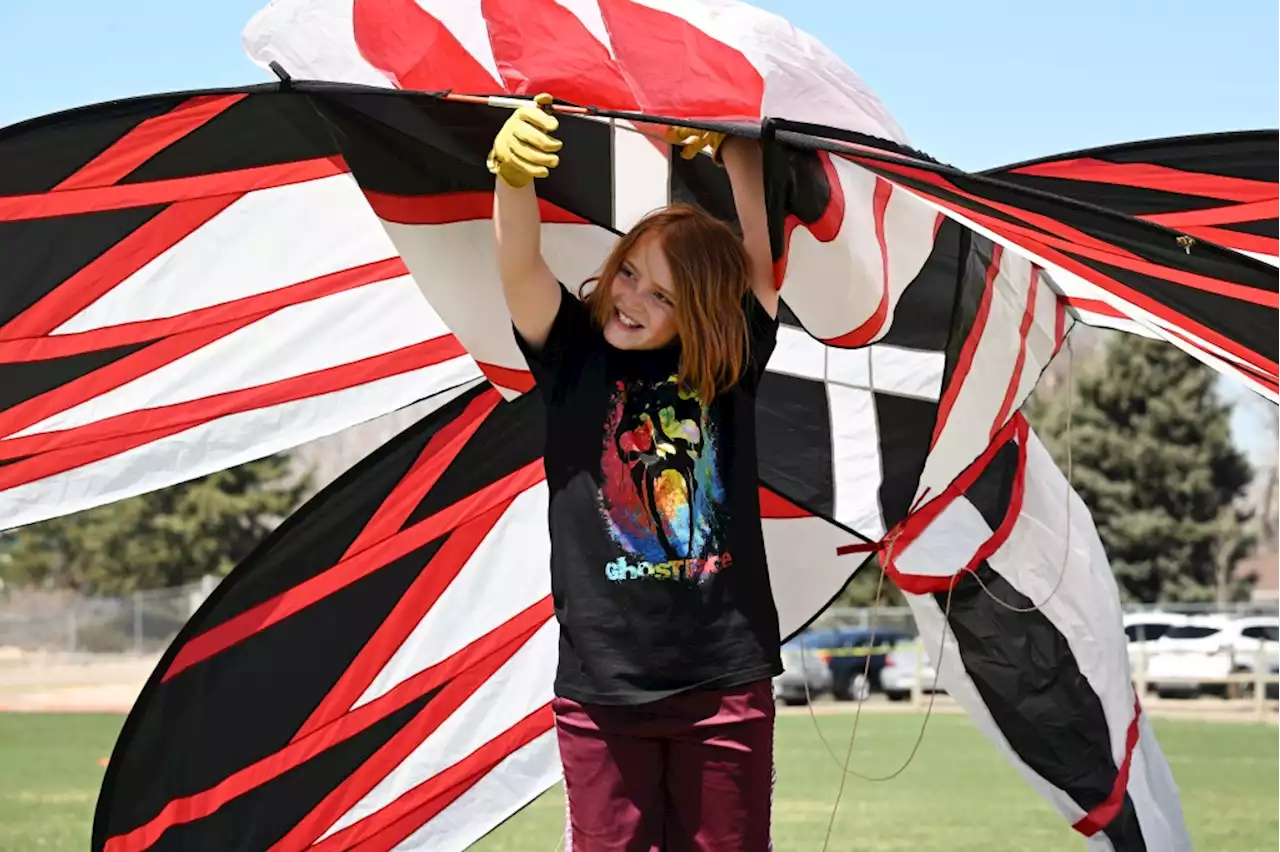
left=0, top=0, right=1268, bottom=849
left=2, top=1, right=1272, bottom=538
left=88, top=383, right=881, bottom=852
left=57, top=84, right=1262, bottom=850
left=243, top=0, right=1278, bottom=404
left=0, top=89, right=484, bottom=531
left=981, top=131, right=1279, bottom=396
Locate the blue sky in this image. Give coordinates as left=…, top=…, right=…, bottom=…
left=1, top=0, right=1276, bottom=455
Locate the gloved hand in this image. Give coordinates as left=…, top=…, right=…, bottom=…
left=663, top=125, right=727, bottom=163
left=487, top=93, right=563, bottom=188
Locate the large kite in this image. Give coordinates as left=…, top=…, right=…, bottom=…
left=0, top=1, right=1272, bottom=850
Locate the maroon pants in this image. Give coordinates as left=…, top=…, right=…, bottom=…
left=553, top=679, right=775, bottom=851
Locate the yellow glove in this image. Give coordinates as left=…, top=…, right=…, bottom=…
left=664, top=125, right=727, bottom=163
left=487, top=93, right=563, bottom=188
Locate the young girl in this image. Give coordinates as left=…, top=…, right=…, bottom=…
left=489, top=93, right=782, bottom=851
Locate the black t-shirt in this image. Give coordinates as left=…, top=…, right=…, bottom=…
left=514, top=283, right=783, bottom=705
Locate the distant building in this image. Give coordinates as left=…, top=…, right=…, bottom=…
left=1242, top=550, right=1280, bottom=603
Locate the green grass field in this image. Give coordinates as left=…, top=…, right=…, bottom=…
left=1, top=712, right=1275, bottom=851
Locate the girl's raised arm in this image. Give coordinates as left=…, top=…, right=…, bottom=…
left=719, top=137, right=778, bottom=319
left=489, top=94, right=564, bottom=350
left=665, top=128, right=778, bottom=318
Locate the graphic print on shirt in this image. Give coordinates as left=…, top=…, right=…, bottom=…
left=599, top=374, right=732, bottom=584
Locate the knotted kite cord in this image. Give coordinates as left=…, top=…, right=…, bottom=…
left=805, top=336, right=1078, bottom=852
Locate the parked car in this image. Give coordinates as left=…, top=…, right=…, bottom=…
left=880, top=641, right=944, bottom=702
left=1268, top=660, right=1280, bottom=700
left=1145, top=615, right=1280, bottom=698
left=773, top=634, right=834, bottom=706
left=1123, top=611, right=1189, bottom=682
left=802, top=627, right=907, bottom=700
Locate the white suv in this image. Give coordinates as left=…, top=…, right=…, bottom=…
left=1123, top=611, right=1188, bottom=680
left=1145, top=615, right=1279, bottom=698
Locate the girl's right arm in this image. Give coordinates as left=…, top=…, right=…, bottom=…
left=489, top=94, right=564, bottom=351
left=494, top=179, right=560, bottom=351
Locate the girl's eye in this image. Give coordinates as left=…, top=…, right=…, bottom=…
left=653, top=291, right=671, bottom=305
left=621, top=266, right=635, bottom=279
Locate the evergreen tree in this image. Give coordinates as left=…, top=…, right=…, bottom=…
left=835, top=555, right=906, bottom=609
left=1026, top=336, right=1255, bottom=603
left=0, top=455, right=310, bottom=595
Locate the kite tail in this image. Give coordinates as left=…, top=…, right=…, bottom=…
left=889, top=423, right=1192, bottom=851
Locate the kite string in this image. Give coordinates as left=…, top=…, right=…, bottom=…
left=806, top=335, right=1078, bottom=850
left=803, top=531, right=958, bottom=852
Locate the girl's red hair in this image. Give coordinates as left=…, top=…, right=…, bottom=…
left=582, top=204, right=752, bottom=401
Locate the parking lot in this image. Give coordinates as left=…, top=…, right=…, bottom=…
left=775, top=608, right=1280, bottom=724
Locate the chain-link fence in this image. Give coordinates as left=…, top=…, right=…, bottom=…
left=0, top=576, right=220, bottom=655
left=0, top=578, right=1275, bottom=658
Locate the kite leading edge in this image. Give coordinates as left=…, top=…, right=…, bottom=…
left=0, top=1, right=1272, bottom=851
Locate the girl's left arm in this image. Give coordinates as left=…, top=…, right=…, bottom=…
left=719, top=137, right=779, bottom=319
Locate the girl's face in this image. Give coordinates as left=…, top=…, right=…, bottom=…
left=603, top=232, right=680, bottom=350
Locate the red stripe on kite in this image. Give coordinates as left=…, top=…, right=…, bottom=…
left=295, top=498, right=513, bottom=741
left=1229, top=362, right=1280, bottom=395
left=995, top=230, right=1279, bottom=379
left=803, top=153, right=846, bottom=244
left=0, top=157, right=348, bottom=221
left=856, top=156, right=1143, bottom=261
left=54, top=95, right=248, bottom=191
left=268, top=601, right=554, bottom=852
left=1010, top=157, right=1275, bottom=203
left=163, top=461, right=545, bottom=680
left=340, top=597, right=553, bottom=738
left=991, top=267, right=1040, bottom=441
left=1157, top=323, right=1280, bottom=389
left=0, top=195, right=242, bottom=341
left=476, top=361, right=537, bottom=394
left=1053, top=295, right=1068, bottom=355
left=1073, top=691, right=1143, bottom=836
left=1046, top=235, right=1278, bottom=308
left=0, top=337, right=468, bottom=485
left=0, top=313, right=265, bottom=442
left=886, top=416, right=1029, bottom=595
left=930, top=244, right=1002, bottom=450
left=1061, top=296, right=1126, bottom=319
left=325, top=706, right=554, bottom=852
left=877, top=154, right=1274, bottom=306
left=483, top=0, right=638, bottom=111
left=823, top=177, right=892, bottom=348
left=1142, top=199, right=1277, bottom=229
left=338, top=390, right=503, bottom=562
left=1063, top=296, right=1277, bottom=389
left=352, top=0, right=504, bottom=93
left=1174, top=226, right=1278, bottom=257
left=0, top=422, right=192, bottom=493
left=771, top=151, right=844, bottom=288
left=866, top=169, right=1280, bottom=380
left=597, top=0, right=764, bottom=120
left=103, top=597, right=552, bottom=852
left=758, top=486, right=813, bottom=519
left=895, top=414, right=1025, bottom=559
left=0, top=257, right=409, bottom=362
left=364, top=189, right=589, bottom=225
